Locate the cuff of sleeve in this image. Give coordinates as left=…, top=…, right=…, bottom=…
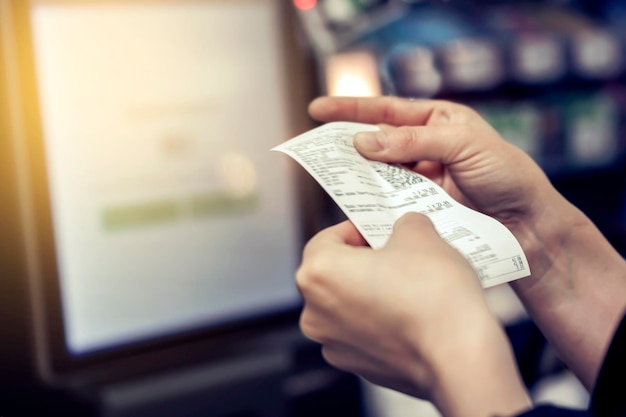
left=515, top=404, right=591, bottom=417
left=590, top=310, right=626, bottom=417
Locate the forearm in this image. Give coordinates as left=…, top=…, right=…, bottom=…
left=509, top=190, right=626, bottom=390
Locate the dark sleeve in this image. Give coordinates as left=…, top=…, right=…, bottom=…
left=516, top=405, right=591, bottom=416
left=589, top=311, right=626, bottom=417
left=514, top=312, right=626, bottom=417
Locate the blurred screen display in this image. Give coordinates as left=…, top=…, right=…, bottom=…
left=29, top=0, right=301, bottom=355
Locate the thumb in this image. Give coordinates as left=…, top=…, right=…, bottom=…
left=354, top=125, right=466, bottom=165
left=384, top=212, right=442, bottom=251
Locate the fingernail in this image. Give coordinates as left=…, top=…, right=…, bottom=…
left=354, top=132, right=386, bottom=153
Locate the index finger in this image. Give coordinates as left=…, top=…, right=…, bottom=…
left=308, top=96, right=451, bottom=126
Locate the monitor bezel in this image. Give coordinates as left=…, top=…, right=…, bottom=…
left=1, top=0, right=324, bottom=387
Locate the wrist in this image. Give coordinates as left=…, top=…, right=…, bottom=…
left=507, top=190, right=626, bottom=389
left=421, top=313, right=532, bottom=417
left=505, top=187, right=576, bottom=281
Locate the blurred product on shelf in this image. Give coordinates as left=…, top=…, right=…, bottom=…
left=483, top=3, right=624, bottom=84
left=439, top=38, right=504, bottom=92
left=527, top=4, right=623, bottom=80
left=560, top=91, right=620, bottom=166
left=483, top=5, right=568, bottom=84
left=474, top=87, right=625, bottom=174
left=293, top=0, right=408, bottom=54
left=385, top=45, right=442, bottom=97
left=473, top=101, right=543, bottom=161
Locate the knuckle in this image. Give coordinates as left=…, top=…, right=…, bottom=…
left=294, top=256, right=331, bottom=295
left=294, top=265, right=313, bottom=296
left=453, top=103, right=481, bottom=122
left=294, top=264, right=307, bottom=288
left=381, top=96, right=405, bottom=123
left=429, top=106, right=454, bottom=125
left=430, top=101, right=476, bottom=124
left=299, top=310, right=328, bottom=343
left=298, top=310, right=314, bottom=337
left=320, top=346, right=341, bottom=367
left=321, top=346, right=357, bottom=374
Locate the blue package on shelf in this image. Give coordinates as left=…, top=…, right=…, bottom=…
left=519, top=5, right=624, bottom=81
left=481, top=4, right=570, bottom=85
left=367, top=4, right=505, bottom=97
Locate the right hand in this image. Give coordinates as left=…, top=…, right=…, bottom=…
left=308, top=96, right=559, bottom=234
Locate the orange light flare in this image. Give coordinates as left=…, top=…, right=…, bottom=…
left=294, top=0, right=317, bottom=11
left=324, top=50, right=383, bottom=97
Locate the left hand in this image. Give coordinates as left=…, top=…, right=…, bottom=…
left=296, top=213, right=531, bottom=417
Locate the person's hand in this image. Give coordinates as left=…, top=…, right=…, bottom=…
left=308, top=96, right=626, bottom=391
left=297, top=213, right=531, bottom=417
left=308, top=96, right=554, bottom=235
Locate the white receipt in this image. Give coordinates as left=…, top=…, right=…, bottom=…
left=273, top=122, right=530, bottom=288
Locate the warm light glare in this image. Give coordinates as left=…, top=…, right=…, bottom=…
left=294, top=0, right=317, bottom=11
left=334, top=75, right=375, bottom=97
left=325, top=51, right=382, bottom=97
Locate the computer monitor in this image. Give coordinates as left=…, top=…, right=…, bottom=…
left=0, top=0, right=320, bottom=389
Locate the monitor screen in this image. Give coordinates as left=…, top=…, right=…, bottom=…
left=18, top=0, right=304, bottom=365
